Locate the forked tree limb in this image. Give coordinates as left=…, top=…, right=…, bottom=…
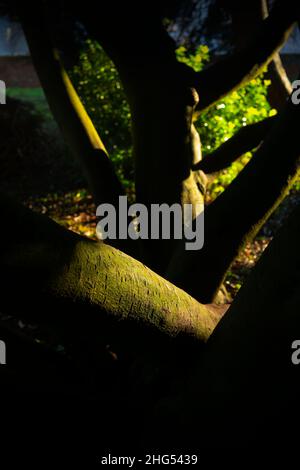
left=167, top=88, right=300, bottom=302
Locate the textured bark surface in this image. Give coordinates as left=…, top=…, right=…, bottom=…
left=0, top=195, right=221, bottom=346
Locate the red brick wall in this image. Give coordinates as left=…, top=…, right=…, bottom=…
left=0, top=56, right=40, bottom=88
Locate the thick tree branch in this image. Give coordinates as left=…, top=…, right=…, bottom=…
left=193, top=116, right=277, bottom=174
left=0, top=194, right=222, bottom=350
left=194, top=1, right=296, bottom=111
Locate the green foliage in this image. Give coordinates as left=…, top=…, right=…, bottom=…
left=175, top=45, right=210, bottom=72
left=71, top=41, right=275, bottom=199
left=175, top=45, right=276, bottom=201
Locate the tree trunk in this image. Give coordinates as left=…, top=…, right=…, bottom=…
left=80, top=4, right=205, bottom=274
